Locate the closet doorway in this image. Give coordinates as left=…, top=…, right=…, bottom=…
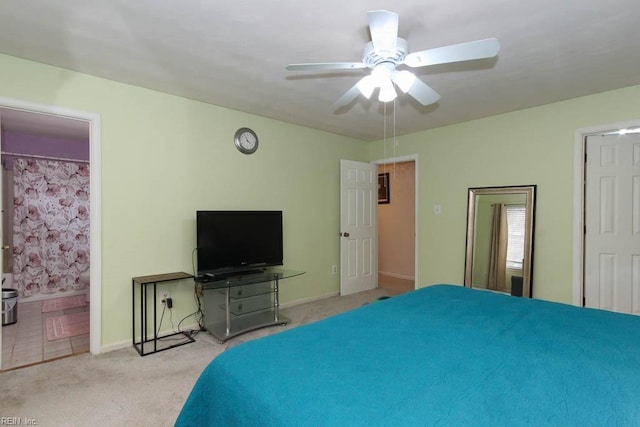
left=573, top=120, right=640, bottom=311
left=375, top=155, right=417, bottom=294
left=0, top=100, right=101, bottom=370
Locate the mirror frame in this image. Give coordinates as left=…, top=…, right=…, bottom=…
left=464, top=185, right=536, bottom=297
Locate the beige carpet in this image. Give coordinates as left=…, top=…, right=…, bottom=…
left=41, top=295, right=87, bottom=313
left=45, top=311, right=90, bottom=341
left=0, top=287, right=397, bottom=427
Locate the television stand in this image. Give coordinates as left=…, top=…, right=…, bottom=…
left=197, top=268, right=304, bottom=343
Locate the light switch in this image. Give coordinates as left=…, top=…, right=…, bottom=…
left=434, top=204, right=442, bottom=215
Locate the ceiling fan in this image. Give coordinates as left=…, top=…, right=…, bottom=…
left=286, top=10, right=500, bottom=107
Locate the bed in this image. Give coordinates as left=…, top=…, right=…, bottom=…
left=176, top=285, right=640, bottom=426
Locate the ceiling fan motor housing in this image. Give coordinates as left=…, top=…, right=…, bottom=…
left=362, top=38, right=408, bottom=68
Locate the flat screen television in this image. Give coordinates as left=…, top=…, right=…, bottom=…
left=196, top=210, right=283, bottom=278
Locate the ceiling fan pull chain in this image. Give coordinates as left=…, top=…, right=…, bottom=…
left=383, top=102, right=387, bottom=173
left=393, top=98, right=397, bottom=177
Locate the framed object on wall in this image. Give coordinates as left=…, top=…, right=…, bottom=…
left=378, top=173, right=390, bottom=204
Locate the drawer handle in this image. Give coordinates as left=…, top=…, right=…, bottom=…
left=237, top=289, right=243, bottom=296
left=237, top=303, right=243, bottom=312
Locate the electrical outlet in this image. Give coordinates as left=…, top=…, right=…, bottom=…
left=161, top=291, right=170, bottom=303
left=332, top=265, right=338, bottom=275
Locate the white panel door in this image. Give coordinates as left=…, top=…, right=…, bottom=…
left=0, top=111, right=3, bottom=367
left=340, top=160, right=377, bottom=295
left=585, top=133, right=640, bottom=314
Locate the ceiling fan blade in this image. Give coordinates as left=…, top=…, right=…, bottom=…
left=367, top=10, right=399, bottom=57
left=334, top=83, right=363, bottom=107
left=286, top=62, right=367, bottom=71
left=404, top=38, right=500, bottom=68
left=405, top=78, right=440, bottom=106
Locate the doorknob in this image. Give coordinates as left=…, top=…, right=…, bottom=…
left=341, top=232, right=350, bottom=237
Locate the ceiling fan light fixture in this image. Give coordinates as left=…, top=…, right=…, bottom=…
left=371, top=63, right=393, bottom=85
left=378, top=80, right=397, bottom=103
left=392, top=70, right=416, bottom=93
left=356, top=75, right=376, bottom=99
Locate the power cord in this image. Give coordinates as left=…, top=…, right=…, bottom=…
left=159, top=249, right=206, bottom=339
left=191, top=247, right=198, bottom=278
left=156, top=303, right=167, bottom=337
left=174, top=282, right=206, bottom=338
left=158, top=297, right=202, bottom=342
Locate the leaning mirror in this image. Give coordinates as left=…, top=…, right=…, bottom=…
left=464, top=185, right=536, bottom=297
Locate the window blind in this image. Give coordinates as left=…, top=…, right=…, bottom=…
left=506, top=205, right=526, bottom=269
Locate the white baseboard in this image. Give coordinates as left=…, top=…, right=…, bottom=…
left=102, top=339, right=132, bottom=354
left=280, top=291, right=339, bottom=309
left=102, top=322, right=201, bottom=354
left=102, top=295, right=341, bottom=354
left=378, top=271, right=415, bottom=281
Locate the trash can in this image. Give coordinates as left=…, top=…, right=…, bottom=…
left=2, top=288, right=18, bottom=326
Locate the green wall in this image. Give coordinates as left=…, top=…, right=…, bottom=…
left=0, top=54, right=365, bottom=348
left=367, top=83, right=640, bottom=303
left=2, top=51, right=640, bottom=349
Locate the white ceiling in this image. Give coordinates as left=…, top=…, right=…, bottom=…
left=0, top=0, right=638, bottom=141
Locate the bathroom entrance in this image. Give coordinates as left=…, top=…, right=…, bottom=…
left=1, top=107, right=92, bottom=370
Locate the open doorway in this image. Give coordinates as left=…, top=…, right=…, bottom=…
left=0, top=99, right=101, bottom=370
left=375, top=156, right=417, bottom=294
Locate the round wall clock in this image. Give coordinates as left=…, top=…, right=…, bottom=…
left=234, top=127, right=259, bottom=154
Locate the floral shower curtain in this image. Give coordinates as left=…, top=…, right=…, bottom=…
left=13, top=158, right=90, bottom=298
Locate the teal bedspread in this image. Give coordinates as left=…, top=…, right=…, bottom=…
left=176, top=285, right=640, bottom=426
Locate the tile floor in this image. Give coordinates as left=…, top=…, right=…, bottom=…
left=2, top=298, right=89, bottom=371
